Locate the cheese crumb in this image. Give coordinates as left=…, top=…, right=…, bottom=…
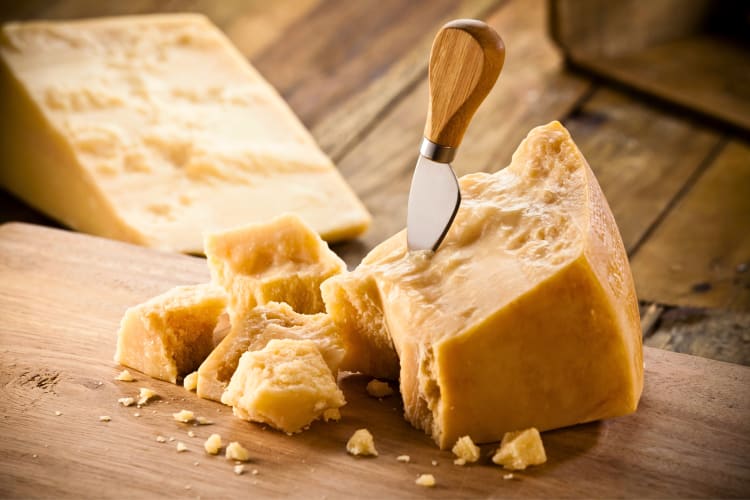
left=346, top=429, right=378, bottom=457
left=188, top=431, right=196, bottom=438
left=492, top=428, right=547, bottom=471
left=118, top=397, right=136, bottom=407
left=225, top=441, right=250, bottom=462
left=183, top=372, right=198, bottom=391
left=323, top=408, right=341, bottom=422
left=172, top=409, right=195, bottom=423
left=431, top=460, right=438, bottom=466
left=156, top=435, right=167, bottom=443
left=137, top=388, right=156, bottom=405
left=397, top=455, right=411, bottom=463
left=452, top=435, right=480, bottom=464
left=453, top=458, right=466, bottom=466
left=196, top=416, right=213, bottom=425
left=233, top=464, right=244, bottom=475
left=176, top=442, right=188, bottom=452
left=366, top=379, right=394, bottom=398
left=251, top=469, right=259, bottom=475
left=204, top=433, right=222, bottom=455
left=503, top=473, right=514, bottom=480
left=115, top=370, right=135, bottom=382
left=415, top=474, right=436, bottom=487
left=54, top=411, right=62, bottom=416
left=99, top=416, right=111, bottom=422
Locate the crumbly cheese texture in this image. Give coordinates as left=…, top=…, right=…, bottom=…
left=221, top=339, right=345, bottom=434
left=346, top=429, right=378, bottom=457
left=0, top=14, right=370, bottom=252
left=205, top=213, right=346, bottom=322
left=204, top=433, right=222, bottom=455
left=114, top=284, right=226, bottom=383
left=492, top=428, right=547, bottom=470
left=365, top=379, right=394, bottom=398
left=225, top=441, right=250, bottom=462
left=197, top=301, right=344, bottom=402
left=452, top=435, right=480, bottom=463
left=322, top=121, right=644, bottom=448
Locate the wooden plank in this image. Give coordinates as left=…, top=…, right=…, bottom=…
left=646, top=306, right=750, bottom=366
left=331, top=0, right=591, bottom=265
left=630, top=140, right=750, bottom=310
left=562, top=88, right=722, bottom=251
left=1, top=222, right=749, bottom=498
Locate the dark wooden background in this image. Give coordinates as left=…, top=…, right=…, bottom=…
left=1, top=0, right=748, bottom=366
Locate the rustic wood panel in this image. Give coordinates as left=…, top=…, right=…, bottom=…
left=331, top=0, right=591, bottom=264
left=563, top=88, right=722, bottom=251
left=1, top=222, right=748, bottom=498
left=630, top=140, right=750, bottom=310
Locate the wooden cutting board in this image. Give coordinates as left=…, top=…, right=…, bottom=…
left=0, top=222, right=748, bottom=498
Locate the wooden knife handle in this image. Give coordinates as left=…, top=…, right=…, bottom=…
left=423, top=19, right=505, bottom=150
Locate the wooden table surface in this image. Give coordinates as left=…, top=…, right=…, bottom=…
left=0, top=1, right=748, bottom=381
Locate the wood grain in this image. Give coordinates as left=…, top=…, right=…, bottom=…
left=423, top=20, right=504, bottom=149
left=630, top=140, right=750, bottom=310
left=1, top=222, right=749, bottom=498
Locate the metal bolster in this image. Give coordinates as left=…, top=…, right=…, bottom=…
left=419, top=138, right=456, bottom=163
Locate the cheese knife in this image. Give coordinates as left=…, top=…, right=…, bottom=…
left=406, top=19, right=505, bottom=251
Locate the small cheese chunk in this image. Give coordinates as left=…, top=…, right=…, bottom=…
left=322, top=121, right=643, bottom=449
left=115, top=284, right=226, bottom=383
left=197, top=301, right=344, bottom=402
left=173, top=409, right=195, bottom=423
left=0, top=15, right=370, bottom=252
left=183, top=372, right=198, bottom=391
left=156, top=435, right=167, bottom=443
left=346, top=429, right=377, bottom=457
left=204, top=433, right=222, bottom=455
left=453, top=458, right=466, bottom=466
left=221, top=339, right=345, bottom=434
left=99, top=415, right=111, bottom=422
left=492, top=428, right=547, bottom=470
left=397, top=455, right=411, bottom=463
left=225, top=442, right=250, bottom=462
left=176, top=442, right=188, bottom=453
left=204, top=214, right=346, bottom=322
left=137, top=388, right=157, bottom=405
left=452, top=435, right=480, bottom=464
left=233, top=465, right=244, bottom=475
left=366, top=379, right=394, bottom=398
left=118, top=397, right=135, bottom=407
left=415, top=474, right=435, bottom=487
left=115, top=370, right=135, bottom=382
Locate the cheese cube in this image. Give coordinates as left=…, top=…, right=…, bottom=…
left=221, top=339, right=345, bottom=434
left=197, top=301, right=344, bottom=402
left=321, top=121, right=643, bottom=448
left=492, top=428, right=547, bottom=470
left=114, top=284, right=226, bottom=383
left=0, top=15, right=370, bottom=252
left=204, top=213, right=346, bottom=322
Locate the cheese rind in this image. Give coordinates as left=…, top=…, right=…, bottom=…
left=220, top=339, right=345, bottom=434
left=0, top=15, right=370, bottom=252
left=205, top=213, right=345, bottom=322
left=322, top=121, right=643, bottom=448
left=114, top=284, right=226, bottom=383
left=197, top=301, right=344, bottom=402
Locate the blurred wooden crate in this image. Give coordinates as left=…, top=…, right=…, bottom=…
left=549, top=0, right=750, bottom=131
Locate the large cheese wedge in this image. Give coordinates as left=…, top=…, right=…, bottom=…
left=204, top=213, right=346, bottom=323
left=197, top=301, right=344, bottom=402
left=321, top=121, right=643, bottom=449
left=0, top=14, right=370, bottom=252
left=115, top=284, right=226, bottom=383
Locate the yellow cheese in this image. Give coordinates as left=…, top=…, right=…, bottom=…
left=221, top=339, right=345, bottom=434
left=0, top=15, right=370, bottom=252
left=322, top=121, right=643, bottom=449
left=492, top=428, right=547, bottom=470
left=346, top=429, right=378, bottom=457
left=452, top=435, right=480, bottom=464
left=197, top=301, right=344, bottom=402
left=204, top=213, right=346, bottom=322
left=114, top=284, right=226, bottom=383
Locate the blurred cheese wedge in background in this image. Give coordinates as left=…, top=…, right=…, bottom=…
left=0, top=14, right=370, bottom=252
left=322, top=121, right=643, bottom=449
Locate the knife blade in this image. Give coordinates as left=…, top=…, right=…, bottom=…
left=406, top=19, right=504, bottom=252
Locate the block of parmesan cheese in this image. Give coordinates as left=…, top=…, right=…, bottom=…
left=221, top=338, right=345, bottom=434
left=204, top=213, right=345, bottom=322
left=321, top=121, right=643, bottom=449
left=197, top=301, right=344, bottom=402
left=115, top=284, right=226, bottom=383
left=0, top=14, right=370, bottom=252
